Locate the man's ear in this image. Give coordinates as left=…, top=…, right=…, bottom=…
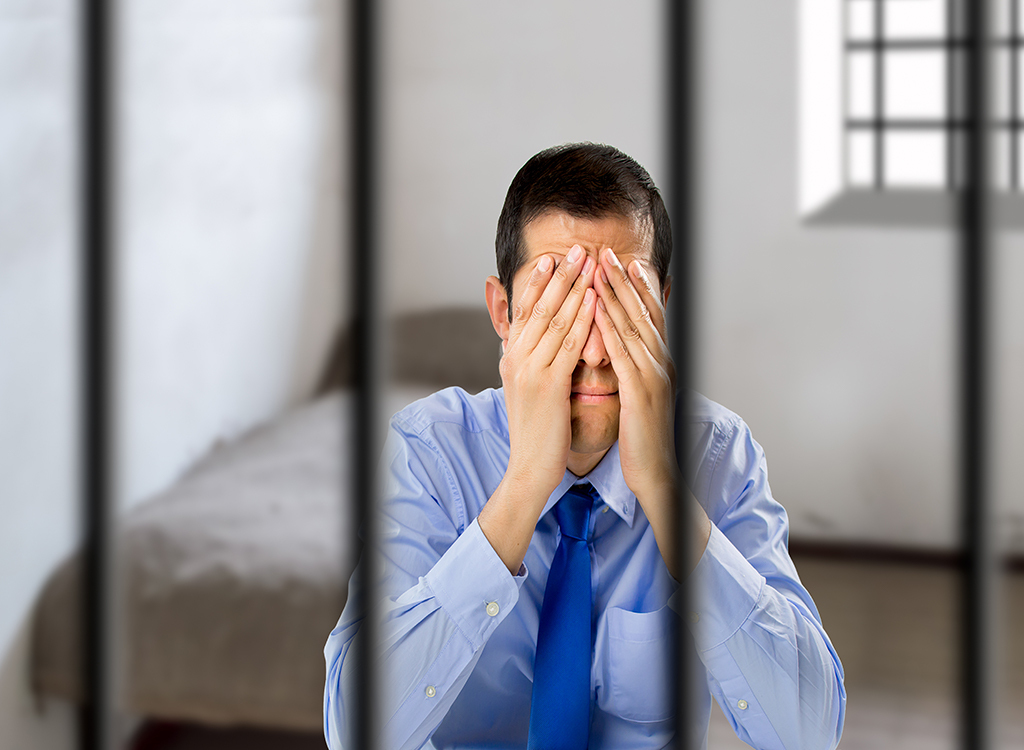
left=485, top=275, right=510, bottom=344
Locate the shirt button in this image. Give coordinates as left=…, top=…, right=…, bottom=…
left=602, top=506, right=609, bottom=513
left=425, top=685, right=436, bottom=698
left=737, top=699, right=748, bottom=710
left=689, top=612, right=700, bottom=624
left=485, top=601, right=500, bottom=617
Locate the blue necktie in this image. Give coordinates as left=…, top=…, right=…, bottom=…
left=528, top=484, right=595, bottom=750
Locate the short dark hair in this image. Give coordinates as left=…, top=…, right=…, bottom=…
left=495, top=143, right=672, bottom=319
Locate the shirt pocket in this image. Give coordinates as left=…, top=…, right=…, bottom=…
left=597, top=605, right=675, bottom=723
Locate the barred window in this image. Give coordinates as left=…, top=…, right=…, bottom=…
left=845, top=0, right=1021, bottom=190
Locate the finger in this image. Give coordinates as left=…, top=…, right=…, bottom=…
left=550, top=286, right=597, bottom=376
left=594, top=259, right=660, bottom=370
left=593, top=294, right=640, bottom=384
left=515, top=244, right=587, bottom=354
left=598, top=248, right=664, bottom=356
left=625, top=258, right=666, bottom=334
left=607, top=257, right=675, bottom=383
left=507, top=254, right=553, bottom=347
left=534, top=254, right=597, bottom=365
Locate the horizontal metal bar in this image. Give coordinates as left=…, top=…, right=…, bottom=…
left=847, top=37, right=1022, bottom=51
left=847, top=118, right=1022, bottom=129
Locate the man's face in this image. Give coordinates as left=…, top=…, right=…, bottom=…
left=508, top=210, right=666, bottom=465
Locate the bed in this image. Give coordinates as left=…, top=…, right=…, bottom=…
left=30, top=307, right=500, bottom=734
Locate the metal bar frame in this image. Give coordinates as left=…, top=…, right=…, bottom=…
left=350, top=0, right=380, bottom=748
left=667, top=1, right=696, bottom=746
left=847, top=37, right=1022, bottom=50
left=79, top=0, right=113, bottom=748
left=846, top=118, right=1019, bottom=128
left=73, top=2, right=1000, bottom=750
left=959, top=0, right=993, bottom=747
left=844, top=0, right=1024, bottom=191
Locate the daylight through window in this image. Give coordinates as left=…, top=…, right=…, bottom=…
left=845, top=0, right=1022, bottom=190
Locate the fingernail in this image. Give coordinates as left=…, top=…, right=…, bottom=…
left=630, top=260, right=642, bottom=278
left=584, top=288, right=595, bottom=305
left=567, top=245, right=583, bottom=263
left=582, top=256, right=595, bottom=275
left=604, top=248, right=617, bottom=265
left=538, top=256, right=552, bottom=273
left=597, top=296, right=607, bottom=311
left=600, top=267, right=609, bottom=285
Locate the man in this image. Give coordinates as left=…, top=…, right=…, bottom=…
left=324, top=143, right=846, bottom=749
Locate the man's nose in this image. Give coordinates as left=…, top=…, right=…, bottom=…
left=579, top=317, right=610, bottom=368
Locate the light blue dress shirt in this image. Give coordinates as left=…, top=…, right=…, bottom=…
left=324, top=387, right=846, bottom=750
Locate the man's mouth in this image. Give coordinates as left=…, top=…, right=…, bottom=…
left=571, top=387, right=618, bottom=404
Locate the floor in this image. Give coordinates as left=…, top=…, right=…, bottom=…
left=129, top=722, right=325, bottom=750
left=128, top=556, right=1024, bottom=749
left=707, top=556, right=1024, bottom=750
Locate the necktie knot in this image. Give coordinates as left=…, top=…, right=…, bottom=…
left=555, top=484, right=594, bottom=542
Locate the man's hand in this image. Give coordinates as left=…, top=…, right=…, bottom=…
left=593, top=248, right=711, bottom=578
left=478, top=245, right=597, bottom=573
left=502, top=244, right=598, bottom=492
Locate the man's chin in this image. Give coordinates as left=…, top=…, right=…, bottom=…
left=569, top=410, right=619, bottom=457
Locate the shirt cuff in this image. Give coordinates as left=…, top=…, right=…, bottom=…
left=423, top=517, right=526, bottom=651
left=686, top=522, right=765, bottom=652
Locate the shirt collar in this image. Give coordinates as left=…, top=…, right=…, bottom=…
left=493, top=387, right=636, bottom=527
left=537, top=440, right=637, bottom=527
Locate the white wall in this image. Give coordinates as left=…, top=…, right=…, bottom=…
left=0, top=4, right=80, bottom=747
left=379, top=0, right=664, bottom=315
left=0, top=0, right=344, bottom=747
left=117, top=0, right=347, bottom=510
left=992, top=226, right=1024, bottom=554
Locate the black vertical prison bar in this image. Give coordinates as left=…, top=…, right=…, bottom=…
left=667, top=1, right=696, bottom=746
left=874, top=0, right=886, bottom=188
left=350, top=0, right=380, bottom=748
left=960, top=0, right=993, bottom=747
left=79, top=1, right=113, bottom=749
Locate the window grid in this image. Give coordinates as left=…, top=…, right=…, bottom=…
left=844, top=0, right=1023, bottom=191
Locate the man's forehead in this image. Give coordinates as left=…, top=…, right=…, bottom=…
left=520, top=210, right=654, bottom=265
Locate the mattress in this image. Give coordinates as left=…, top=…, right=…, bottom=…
left=32, top=388, right=428, bottom=730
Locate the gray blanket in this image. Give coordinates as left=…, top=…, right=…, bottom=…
left=33, top=393, right=355, bottom=730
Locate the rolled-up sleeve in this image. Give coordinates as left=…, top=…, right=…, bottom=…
left=685, top=418, right=846, bottom=750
